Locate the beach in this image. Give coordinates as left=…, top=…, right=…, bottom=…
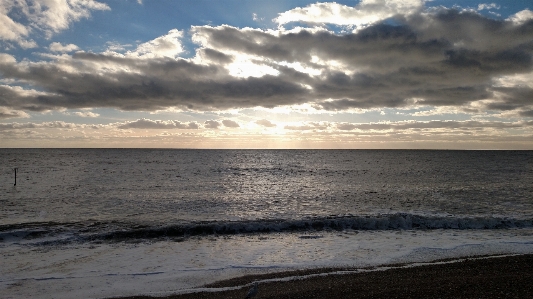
left=115, top=254, right=533, bottom=299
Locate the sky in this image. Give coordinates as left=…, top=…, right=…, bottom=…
left=0, top=0, right=532, bottom=149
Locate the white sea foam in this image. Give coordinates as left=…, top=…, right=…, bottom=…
left=2, top=228, right=533, bottom=299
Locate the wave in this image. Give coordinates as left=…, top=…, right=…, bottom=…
left=2, top=213, right=532, bottom=245
left=96, top=214, right=533, bottom=240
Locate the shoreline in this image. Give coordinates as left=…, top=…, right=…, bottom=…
left=112, top=253, right=533, bottom=298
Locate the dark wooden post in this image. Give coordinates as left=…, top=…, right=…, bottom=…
left=14, top=168, right=17, bottom=186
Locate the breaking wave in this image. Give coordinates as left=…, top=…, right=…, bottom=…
left=2, top=213, right=533, bottom=245
left=95, top=214, right=533, bottom=240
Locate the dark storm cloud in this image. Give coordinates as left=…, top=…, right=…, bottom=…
left=1, top=7, right=532, bottom=113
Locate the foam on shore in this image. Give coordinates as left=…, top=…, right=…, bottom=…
left=3, top=228, right=533, bottom=299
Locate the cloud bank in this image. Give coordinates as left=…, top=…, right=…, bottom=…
left=0, top=4, right=531, bottom=119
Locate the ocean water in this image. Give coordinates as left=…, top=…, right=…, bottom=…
left=1, top=149, right=533, bottom=298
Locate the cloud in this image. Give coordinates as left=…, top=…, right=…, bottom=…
left=274, top=0, right=424, bottom=28
left=507, top=9, right=533, bottom=25
left=520, top=110, right=533, bottom=117
left=0, top=0, right=110, bottom=48
left=73, top=111, right=99, bottom=117
left=0, top=84, right=58, bottom=110
left=335, top=120, right=533, bottom=131
left=0, top=1, right=35, bottom=48
left=285, top=122, right=330, bottom=130
left=222, top=119, right=240, bottom=128
left=0, top=107, right=30, bottom=119
left=252, top=13, right=263, bottom=22
left=190, top=11, right=533, bottom=112
left=125, top=29, right=185, bottom=59
left=2, top=119, right=531, bottom=133
left=256, top=119, right=276, bottom=127
left=0, top=121, right=78, bottom=130
left=0, top=50, right=309, bottom=111
left=117, top=118, right=199, bottom=129
left=1, top=118, right=531, bottom=149
left=0, top=4, right=532, bottom=119
left=204, top=120, right=221, bottom=129
left=478, top=3, right=500, bottom=11
left=196, top=48, right=234, bottom=64
left=278, top=119, right=533, bottom=132
left=49, top=42, right=79, bottom=53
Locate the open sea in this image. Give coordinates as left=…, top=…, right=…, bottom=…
left=1, top=149, right=533, bottom=298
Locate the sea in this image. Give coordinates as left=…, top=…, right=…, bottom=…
left=1, top=149, right=533, bottom=298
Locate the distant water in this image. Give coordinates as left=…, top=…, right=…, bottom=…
left=1, top=149, right=532, bottom=239
left=1, top=149, right=533, bottom=298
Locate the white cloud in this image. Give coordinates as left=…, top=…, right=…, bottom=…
left=0, top=0, right=109, bottom=48
left=411, top=106, right=468, bottom=116
left=0, top=53, right=17, bottom=64
left=49, top=42, right=79, bottom=52
left=73, top=111, right=99, bottom=117
left=0, top=1, right=36, bottom=48
left=252, top=13, right=264, bottom=22
left=32, top=0, right=110, bottom=37
left=126, top=29, right=184, bottom=59
left=0, top=121, right=78, bottom=130
left=117, top=118, right=199, bottom=129
left=507, top=9, right=533, bottom=25
left=274, top=0, right=424, bottom=28
left=0, top=107, right=30, bottom=119
left=477, top=3, right=500, bottom=11
left=105, top=41, right=133, bottom=52
left=0, top=84, right=57, bottom=98
left=227, top=56, right=280, bottom=78
left=493, top=72, right=533, bottom=89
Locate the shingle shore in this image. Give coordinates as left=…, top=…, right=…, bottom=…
left=113, top=254, right=533, bottom=299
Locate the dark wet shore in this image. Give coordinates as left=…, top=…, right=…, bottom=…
left=113, top=254, right=533, bottom=299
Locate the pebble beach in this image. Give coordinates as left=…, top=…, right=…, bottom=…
left=114, top=254, right=533, bottom=299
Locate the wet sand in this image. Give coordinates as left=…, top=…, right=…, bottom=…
left=113, top=254, right=533, bottom=299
